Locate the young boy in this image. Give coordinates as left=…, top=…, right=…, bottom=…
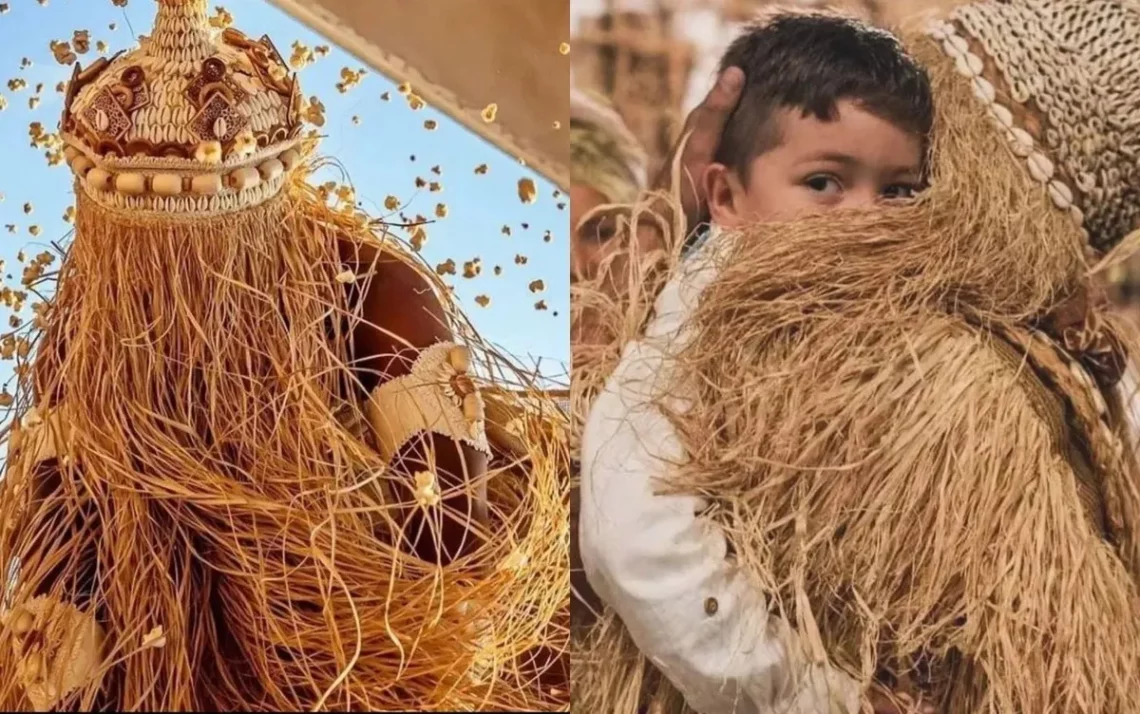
left=704, top=12, right=931, bottom=229
left=578, top=13, right=935, bottom=714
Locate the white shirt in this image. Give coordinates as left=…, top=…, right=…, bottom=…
left=579, top=230, right=860, bottom=714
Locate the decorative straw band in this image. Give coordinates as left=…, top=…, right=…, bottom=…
left=365, top=342, right=490, bottom=465
left=67, top=143, right=301, bottom=216
left=924, top=19, right=1087, bottom=250
left=61, top=135, right=304, bottom=173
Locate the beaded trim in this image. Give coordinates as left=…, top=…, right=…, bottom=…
left=67, top=142, right=300, bottom=216
left=923, top=18, right=1089, bottom=250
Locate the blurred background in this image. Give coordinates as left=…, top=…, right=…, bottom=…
left=568, top=0, right=1140, bottom=321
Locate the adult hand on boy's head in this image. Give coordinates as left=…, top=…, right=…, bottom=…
left=653, top=66, right=745, bottom=231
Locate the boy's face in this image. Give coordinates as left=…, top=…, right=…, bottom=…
left=704, top=99, right=924, bottom=227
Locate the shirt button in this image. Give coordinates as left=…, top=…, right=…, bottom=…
left=704, top=596, right=719, bottom=616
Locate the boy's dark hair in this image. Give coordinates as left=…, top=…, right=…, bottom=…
left=715, top=14, right=934, bottom=183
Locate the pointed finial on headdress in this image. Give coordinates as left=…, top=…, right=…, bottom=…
left=150, top=0, right=215, bottom=63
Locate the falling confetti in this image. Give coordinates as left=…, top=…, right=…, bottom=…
left=462, top=259, right=482, bottom=279
left=559, top=42, right=570, bottom=55
left=430, top=165, right=441, bottom=175
left=409, top=225, right=427, bottom=251
left=501, top=225, right=511, bottom=237
left=335, top=67, right=366, bottom=94
left=7, top=78, right=26, bottom=92
left=514, top=254, right=528, bottom=265
left=407, top=93, right=425, bottom=111
left=289, top=41, right=316, bottom=69
left=552, top=120, right=561, bottom=129
left=209, top=6, right=234, bottom=29
left=434, top=203, right=448, bottom=219
left=481, top=103, right=498, bottom=123
left=142, top=625, right=167, bottom=649
left=22, top=202, right=32, bottom=215
left=49, top=40, right=75, bottom=64
left=63, top=206, right=75, bottom=223
left=423, top=119, right=437, bottom=131
left=20, top=57, right=32, bottom=69
left=72, top=30, right=91, bottom=54
left=380, top=91, right=390, bottom=101
left=493, top=265, right=502, bottom=276
left=528, top=279, right=545, bottom=294
left=0, top=4, right=9, bottom=14
left=517, top=178, right=537, bottom=204
left=535, top=300, right=548, bottom=311
left=301, top=96, right=326, bottom=127
left=474, top=295, right=491, bottom=307
left=28, top=225, right=40, bottom=237
left=351, top=115, right=360, bottom=125
left=435, top=259, right=456, bottom=277
left=428, top=181, right=441, bottom=193
left=384, top=195, right=400, bottom=211
left=474, top=163, right=488, bottom=175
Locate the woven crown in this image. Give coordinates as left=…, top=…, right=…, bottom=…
left=926, top=0, right=1140, bottom=252
left=61, top=0, right=306, bottom=216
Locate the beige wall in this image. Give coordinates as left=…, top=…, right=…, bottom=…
left=268, top=0, right=570, bottom=191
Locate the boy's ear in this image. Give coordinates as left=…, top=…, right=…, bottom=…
left=703, top=162, right=744, bottom=228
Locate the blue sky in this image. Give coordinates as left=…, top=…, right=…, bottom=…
left=0, top=0, right=569, bottom=391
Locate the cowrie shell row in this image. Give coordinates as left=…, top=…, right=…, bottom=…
left=74, top=155, right=293, bottom=200
left=955, top=52, right=984, bottom=77
left=1010, top=127, right=1035, bottom=157
left=1047, top=179, right=1073, bottom=210
left=988, top=102, right=1014, bottom=128
left=1027, top=152, right=1055, bottom=183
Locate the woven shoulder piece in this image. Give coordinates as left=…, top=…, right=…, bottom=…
left=994, top=323, right=1128, bottom=540
left=60, top=0, right=305, bottom=217
left=364, top=342, right=490, bottom=464
left=926, top=0, right=1140, bottom=251
left=4, top=595, right=105, bottom=711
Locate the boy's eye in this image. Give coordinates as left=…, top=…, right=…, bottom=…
left=882, top=183, right=919, bottom=200
left=805, top=175, right=841, bottom=195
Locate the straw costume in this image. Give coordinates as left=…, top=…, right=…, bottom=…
left=0, top=1, right=568, bottom=710
left=577, top=1, right=1140, bottom=712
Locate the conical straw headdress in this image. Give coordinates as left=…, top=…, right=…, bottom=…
left=60, top=0, right=305, bottom=216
